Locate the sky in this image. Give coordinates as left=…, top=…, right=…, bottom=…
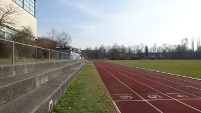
left=37, top=0, right=201, bottom=50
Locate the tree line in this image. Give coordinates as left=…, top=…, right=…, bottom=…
left=82, top=38, right=201, bottom=60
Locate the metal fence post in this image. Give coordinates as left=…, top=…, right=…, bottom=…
left=12, top=41, right=14, bottom=64
left=62, top=52, right=63, bottom=60
left=48, top=49, right=50, bottom=61
left=56, top=51, right=59, bottom=60
left=35, top=46, right=38, bottom=62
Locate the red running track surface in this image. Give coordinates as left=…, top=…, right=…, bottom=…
left=93, top=61, right=201, bottom=113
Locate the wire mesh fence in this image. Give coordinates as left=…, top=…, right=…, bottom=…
left=0, top=38, right=69, bottom=64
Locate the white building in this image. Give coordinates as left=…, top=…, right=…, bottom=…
left=0, top=0, right=37, bottom=39
left=56, top=46, right=82, bottom=60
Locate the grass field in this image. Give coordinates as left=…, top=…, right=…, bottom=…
left=111, top=60, right=201, bottom=79
left=51, top=61, right=116, bottom=113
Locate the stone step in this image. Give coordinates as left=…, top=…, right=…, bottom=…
left=0, top=61, right=83, bottom=106
left=0, top=60, right=78, bottom=78
left=0, top=63, right=84, bottom=113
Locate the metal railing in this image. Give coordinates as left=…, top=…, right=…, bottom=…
left=0, top=38, right=69, bottom=64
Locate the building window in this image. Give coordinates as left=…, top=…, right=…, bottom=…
left=0, top=26, right=5, bottom=38
left=15, top=0, right=23, bottom=7
left=0, top=31, right=4, bottom=38
left=12, top=0, right=36, bottom=17
left=0, top=26, right=15, bottom=40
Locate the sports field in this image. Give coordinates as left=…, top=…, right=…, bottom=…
left=111, top=60, right=201, bottom=79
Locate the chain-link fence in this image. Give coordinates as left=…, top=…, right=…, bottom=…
left=0, top=38, right=69, bottom=64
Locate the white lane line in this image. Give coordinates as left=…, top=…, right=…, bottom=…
left=116, top=64, right=201, bottom=101
left=177, top=86, right=191, bottom=87
left=152, top=71, right=201, bottom=85
left=112, top=100, right=121, bottom=113
left=98, top=64, right=163, bottom=113
left=123, top=64, right=201, bottom=88
left=141, top=72, right=201, bottom=92
left=94, top=63, right=122, bottom=113
left=116, top=66, right=200, bottom=98
left=116, top=98, right=201, bottom=102
left=166, top=93, right=183, bottom=94
left=108, top=65, right=201, bottom=113
left=140, top=73, right=201, bottom=96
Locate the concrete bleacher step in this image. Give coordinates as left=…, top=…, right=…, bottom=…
left=0, top=60, right=85, bottom=113
left=0, top=61, right=83, bottom=106
left=0, top=60, right=78, bottom=78
left=0, top=63, right=84, bottom=113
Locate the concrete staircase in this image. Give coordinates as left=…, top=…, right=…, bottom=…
left=0, top=60, right=85, bottom=113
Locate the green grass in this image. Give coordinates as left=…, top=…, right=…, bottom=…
left=111, top=60, right=201, bottom=79
left=0, top=59, right=11, bottom=64
left=50, top=61, right=116, bottom=113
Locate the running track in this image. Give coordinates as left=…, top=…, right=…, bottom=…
left=93, top=61, right=201, bottom=113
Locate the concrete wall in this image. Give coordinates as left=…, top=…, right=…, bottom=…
left=0, top=60, right=78, bottom=78
left=1, top=0, right=37, bottom=37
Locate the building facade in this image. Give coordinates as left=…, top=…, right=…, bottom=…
left=0, top=0, right=37, bottom=39
left=56, top=46, right=81, bottom=60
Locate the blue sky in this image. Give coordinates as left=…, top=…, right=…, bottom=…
left=37, top=0, right=201, bottom=49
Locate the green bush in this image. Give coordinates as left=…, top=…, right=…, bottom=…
left=0, top=40, right=11, bottom=58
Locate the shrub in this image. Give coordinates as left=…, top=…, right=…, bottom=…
left=0, top=41, right=11, bottom=58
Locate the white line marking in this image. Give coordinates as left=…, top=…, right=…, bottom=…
left=93, top=63, right=121, bottom=113
left=112, top=100, right=121, bottom=113
left=116, top=66, right=200, bottom=98
left=166, top=93, right=183, bottom=94
left=119, top=95, right=133, bottom=100
left=116, top=98, right=201, bottom=102
left=143, top=74, right=201, bottom=91
left=177, top=95, right=189, bottom=98
left=142, top=93, right=159, bottom=95
left=157, top=72, right=201, bottom=85
left=113, top=94, right=133, bottom=95
left=107, top=64, right=201, bottom=112
left=148, top=94, right=162, bottom=99
left=98, top=64, right=163, bottom=113
left=140, top=73, right=201, bottom=96
left=177, top=86, right=189, bottom=87
left=124, top=63, right=201, bottom=90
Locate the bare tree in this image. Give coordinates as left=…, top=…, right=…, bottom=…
left=47, top=27, right=57, bottom=40
left=47, top=28, right=72, bottom=48
left=99, top=44, right=106, bottom=59
left=191, top=38, right=194, bottom=51
left=197, top=37, right=200, bottom=49
left=145, top=45, right=149, bottom=56
left=152, top=43, right=157, bottom=53
left=181, top=38, right=189, bottom=50
left=57, top=31, right=72, bottom=47
left=0, top=4, right=19, bottom=27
